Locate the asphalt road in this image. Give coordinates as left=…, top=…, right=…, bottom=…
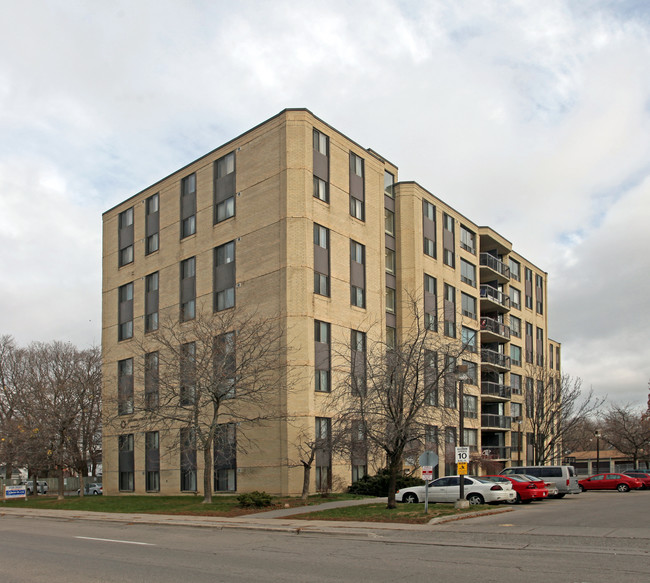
left=1, top=491, right=648, bottom=583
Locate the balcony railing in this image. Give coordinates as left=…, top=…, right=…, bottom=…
left=480, top=285, right=511, bottom=309
left=481, top=414, right=512, bottom=429
left=480, top=317, right=511, bottom=339
left=481, top=446, right=511, bottom=459
left=481, top=381, right=512, bottom=400
left=481, top=348, right=511, bottom=370
left=480, top=253, right=511, bottom=279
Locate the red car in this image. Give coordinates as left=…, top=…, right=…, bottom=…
left=578, top=473, right=642, bottom=492
left=483, top=475, right=548, bottom=504
left=623, top=471, right=650, bottom=489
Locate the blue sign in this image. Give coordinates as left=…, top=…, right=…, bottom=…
left=4, top=486, right=27, bottom=499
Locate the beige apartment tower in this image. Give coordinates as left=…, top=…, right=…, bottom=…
left=102, top=109, right=562, bottom=496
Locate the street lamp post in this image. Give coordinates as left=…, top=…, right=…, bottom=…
left=455, top=365, right=469, bottom=508
left=594, top=430, right=601, bottom=474
left=516, top=417, right=522, bottom=465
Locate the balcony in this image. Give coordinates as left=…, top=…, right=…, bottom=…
left=480, top=446, right=512, bottom=460
left=480, top=253, right=510, bottom=283
left=481, top=414, right=512, bottom=429
left=479, top=285, right=510, bottom=313
left=481, top=381, right=512, bottom=401
left=481, top=348, right=511, bottom=372
left=480, top=317, right=510, bottom=342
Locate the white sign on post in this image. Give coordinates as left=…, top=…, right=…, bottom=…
left=455, top=446, right=470, bottom=463
left=422, top=466, right=433, bottom=480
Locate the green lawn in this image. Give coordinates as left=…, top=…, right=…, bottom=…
left=289, top=502, right=493, bottom=524
left=1, top=492, right=368, bottom=517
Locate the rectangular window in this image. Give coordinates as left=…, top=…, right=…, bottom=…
left=384, top=209, right=395, bottom=236
left=384, top=171, right=394, bottom=198
left=525, top=378, right=534, bottom=417
left=525, top=268, right=533, bottom=309
left=442, top=213, right=455, bottom=268
left=214, top=151, right=236, bottom=223
left=511, top=345, right=522, bottom=367
left=315, top=321, right=331, bottom=392
left=444, top=427, right=457, bottom=476
left=118, top=207, right=134, bottom=267
left=511, top=402, right=522, bottom=419
left=145, top=272, right=159, bottom=332
left=215, top=423, right=237, bottom=491
left=461, top=292, right=477, bottom=319
left=461, top=326, right=477, bottom=352
left=510, top=287, right=521, bottom=310
left=525, top=322, right=533, bottom=363
left=463, top=427, right=478, bottom=447
left=349, top=152, right=365, bottom=220
left=313, top=224, right=330, bottom=297
left=118, top=434, right=134, bottom=491
left=444, top=283, right=456, bottom=337
left=313, top=129, right=329, bottom=203
left=145, top=194, right=159, bottom=255
left=118, top=282, right=133, bottom=341
left=511, top=373, right=522, bottom=395
left=509, top=258, right=521, bottom=281
left=386, top=326, right=396, bottom=349
left=180, top=427, right=197, bottom=492
left=424, top=273, right=437, bottom=332
left=315, top=417, right=332, bottom=492
left=385, top=248, right=396, bottom=275
left=215, top=241, right=236, bottom=311
left=385, top=287, right=396, bottom=314
left=144, top=351, right=159, bottom=410
left=549, top=344, right=554, bottom=369
left=215, top=331, right=236, bottom=399
left=180, top=342, right=196, bottom=406
left=350, top=240, right=365, bottom=308
left=424, top=350, right=438, bottom=406
left=536, top=327, right=544, bottom=366
left=145, top=431, right=160, bottom=492
left=460, top=258, right=476, bottom=287
left=180, top=257, right=196, bottom=321
left=180, top=173, right=197, bottom=238
left=118, top=358, right=133, bottom=415
left=556, top=346, right=561, bottom=371
left=510, top=315, right=522, bottom=338
left=535, top=274, right=544, bottom=314
left=460, top=225, right=476, bottom=254
left=351, top=330, right=366, bottom=396
left=463, top=360, right=478, bottom=386
left=444, top=355, right=457, bottom=408
left=423, top=200, right=436, bottom=258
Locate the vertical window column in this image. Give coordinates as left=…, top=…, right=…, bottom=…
left=315, top=417, right=332, bottom=492
left=423, top=200, right=436, bottom=258
left=313, top=224, right=330, bottom=296
left=313, top=129, right=329, bottom=202
left=214, top=152, right=236, bottom=223
left=118, top=282, right=134, bottom=341
left=145, top=194, right=159, bottom=254
left=536, top=327, right=544, bottom=366
left=350, top=240, right=365, bottom=308
left=443, top=213, right=455, bottom=268
left=525, top=322, right=533, bottom=363
left=180, top=173, right=196, bottom=238
left=144, top=351, right=159, bottom=410
left=314, top=321, right=331, bottom=392
left=214, top=241, right=236, bottom=311
left=118, top=434, right=134, bottom=491
left=351, top=330, right=366, bottom=395
left=524, top=267, right=533, bottom=309
left=145, top=272, right=159, bottom=332
left=444, top=283, right=456, bottom=337
left=180, top=257, right=196, bottom=321
left=180, top=428, right=197, bottom=491
left=349, top=153, right=365, bottom=220
left=180, top=342, right=196, bottom=406
left=118, top=207, right=134, bottom=267
left=145, top=431, right=160, bottom=492
left=424, top=274, right=437, bottom=331
left=351, top=420, right=367, bottom=483
left=118, top=358, right=133, bottom=415
left=535, top=274, right=544, bottom=314
left=215, top=423, right=237, bottom=491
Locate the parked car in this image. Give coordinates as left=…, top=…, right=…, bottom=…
left=578, top=473, right=642, bottom=492
left=483, top=474, right=548, bottom=504
left=396, top=475, right=516, bottom=505
left=514, top=474, right=560, bottom=497
left=77, top=482, right=103, bottom=495
left=622, top=471, right=650, bottom=489
left=500, top=465, right=580, bottom=497
left=20, top=480, right=49, bottom=494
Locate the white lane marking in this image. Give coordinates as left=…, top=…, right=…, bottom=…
left=75, top=536, right=154, bottom=546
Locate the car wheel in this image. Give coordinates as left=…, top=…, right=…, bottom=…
left=505, top=494, right=518, bottom=505
left=617, top=483, right=630, bottom=492
left=579, top=485, right=585, bottom=492
left=403, top=492, right=419, bottom=503
left=554, top=493, right=566, bottom=498
left=93, top=491, right=99, bottom=495
left=467, top=493, right=484, bottom=505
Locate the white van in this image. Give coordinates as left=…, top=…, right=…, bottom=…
left=500, top=465, right=580, bottom=497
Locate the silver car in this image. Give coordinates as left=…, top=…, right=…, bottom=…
left=396, top=475, right=516, bottom=505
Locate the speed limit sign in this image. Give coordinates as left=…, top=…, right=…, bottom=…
left=455, top=446, right=470, bottom=463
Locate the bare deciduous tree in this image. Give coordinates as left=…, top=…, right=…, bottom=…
left=332, top=298, right=472, bottom=509
left=601, top=403, right=650, bottom=469
left=116, top=308, right=291, bottom=503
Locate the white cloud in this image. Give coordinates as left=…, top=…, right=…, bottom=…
left=0, top=0, right=649, bottom=405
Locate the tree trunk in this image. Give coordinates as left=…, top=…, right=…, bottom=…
left=57, top=466, right=64, bottom=501
left=202, top=444, right=213, bottom=504
left=387, top=457, right=400, bottom=509
left=301, top=462, right=311, bottom=501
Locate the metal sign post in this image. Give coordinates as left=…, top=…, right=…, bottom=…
left=419, top=451, right=439, bottom=514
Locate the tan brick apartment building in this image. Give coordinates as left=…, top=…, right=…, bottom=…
left=102, top=108, right=561, bottom=496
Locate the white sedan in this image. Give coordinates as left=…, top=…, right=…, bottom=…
left=396, top=475, right=516, bottom=505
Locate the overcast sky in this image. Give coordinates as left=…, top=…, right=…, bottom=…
left=1, top=1, right=648, bottom=407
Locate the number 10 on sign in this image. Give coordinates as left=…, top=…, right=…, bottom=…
left=455, top=446, right=469, bottom=463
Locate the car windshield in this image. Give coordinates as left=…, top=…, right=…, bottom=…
left=468, top=476, right=491, bottom=484
left=508, top=476, right=528, bottom=482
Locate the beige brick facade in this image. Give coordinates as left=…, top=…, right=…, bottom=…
left=102, top=109, right=561, bottom=496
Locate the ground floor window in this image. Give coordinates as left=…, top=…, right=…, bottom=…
left=180, top=427, right=197, bottom=492
left=215, top=423, right=237, bottom=491
left=118, top=433, right=134, bottom=492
